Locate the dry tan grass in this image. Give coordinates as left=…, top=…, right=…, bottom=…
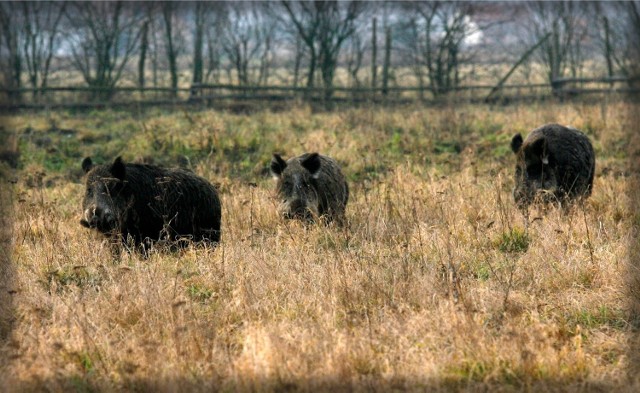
left=0, top=101, right=638, bottom=391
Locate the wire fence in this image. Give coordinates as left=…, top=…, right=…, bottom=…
left=0, top=77, right=637, bottom=111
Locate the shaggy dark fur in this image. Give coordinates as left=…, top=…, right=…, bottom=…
left=80, top=157, right=221, bottom=252
left=271, top=152, right=349, bottom=224
left=510, top=123, right=595, bottom=209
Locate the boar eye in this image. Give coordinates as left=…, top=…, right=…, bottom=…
left=105, top=178, right=123, bottom=191
left=526, top=164, right=542, bottom=178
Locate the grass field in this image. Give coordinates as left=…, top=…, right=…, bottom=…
left=0, top=100, right=638, bottom=391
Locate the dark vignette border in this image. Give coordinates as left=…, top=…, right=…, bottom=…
left=0, top=111, right=17, bottom=385
left=0, top=1, right=639, bottom=391
left=626, top=27, right=640, bottom=393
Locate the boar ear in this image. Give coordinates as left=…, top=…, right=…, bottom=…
left=81, top=157, right=93, bottom=173
left=511, top=134, right=523, bottom=154
left=271, top=154, right=287, bottom=177
left=110, top=156, right=126, bottom=180
left=301, top=153, right=321, bottom=178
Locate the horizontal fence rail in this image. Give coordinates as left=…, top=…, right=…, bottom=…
left=0, top=78, right=637, bottom=111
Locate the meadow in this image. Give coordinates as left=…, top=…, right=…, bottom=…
left=0, top=99, right=638, bottom=391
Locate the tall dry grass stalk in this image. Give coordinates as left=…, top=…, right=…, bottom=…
left=0, top=101, right=637, bottom=391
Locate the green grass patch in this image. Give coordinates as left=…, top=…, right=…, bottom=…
left=444, top=359, right=525, bottom=386
left=43, top=266, right=102, bottom=293
left=494, top=228, right=529, bottom=253
left=433, top=140, right=462, bottom=154
left=473, top=262, right=491, bottom=281
left=567, top=306, right=628, bottom=331
left=187, top=283, right=214, bottom=303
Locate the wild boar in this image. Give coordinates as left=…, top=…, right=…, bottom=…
left=80, top=156, right=221, bottom=253
left=510, top=123, right=595, bottom=209
left=270, top=152, right=348, bottom=224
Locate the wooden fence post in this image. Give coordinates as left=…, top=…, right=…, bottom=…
left=382, top=26, right=391, bottom=96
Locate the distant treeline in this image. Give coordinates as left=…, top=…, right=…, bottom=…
left=0, top=1, right=639, bottom=103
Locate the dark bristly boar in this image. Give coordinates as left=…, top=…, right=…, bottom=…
left=80, top=156, right=221, bottom=253
left=510, top=123, right=595, bottom=209
left=270, top=152, right=349, bottom=224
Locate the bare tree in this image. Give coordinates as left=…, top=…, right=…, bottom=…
left=220, top=3, right=278, bottom=86
left=317, top=1, right=364, bottom=96
left=220, top=5, right=251, bottom=86
left=382, top=25, right=391, bottom=95
left=257, top=8, right=278, bottom=86
left=398, top=17, right=426, bottom=97
left=345, top=29, right=364, bottom=87
left=344, top=3, right=375, bottom=89
left=203, top=6, right=225, bottom=84
left=64, top=2, right=143, bottom=99
left=161, top=2, right=180, bottom=97
left=280, top=0, right=364, bottom=98
left=589, top=2, right=630, bottom=78
left=192, top=1, right=207, bottom=87
left=396, top=2, right=485, bottom=96
left=601, top=14, right=614, bottom=78
left=370, top=17, right=378, bottom=88
left=140, top=5, right=162, bottom=88
left=138, top=3, right=154, bottom=88
left=291, top=35, right=305, bottom=87
left=627, top=1, right=640, bottom=78
left=278, top=1, right=319, bottom=89
left=525, top=1, right=590, bottom=83
left=268, top=3, right=306, bottom=87
left=0, top=2, right=23, bottom=99
left=20, top=1, right=66, bottom=95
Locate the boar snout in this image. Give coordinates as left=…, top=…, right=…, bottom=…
left=283, top=199, right=315, bottom=220
left=83, top=205, right=116, bottom=232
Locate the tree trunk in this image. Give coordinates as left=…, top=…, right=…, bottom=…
left=241, top=40, right=249, bottom=85
left=162, top=3, right=178, bottom=98
left=192, top=2, right=205, bottom=88
left=550, top=20, right=561, bottom=83
left=347, top=38, right=363, bottom=88
left=424, top=13, right=436, bottom=97
left=306, top=49, right=317, bottom=89
left=10, top=34, right=22, bottom=101
left=42, top=2, right=66, bottom=91
left=449, top=42, right=459, bottom=91
left=293, top=36, right=302, bottom=88
left=371, top=17, right=377, bottom=89
left=320, top=51, right=336, bottom=101
left=259, top=32, right=272, bottom=86
left=603, top=16, right=614, bottom=82
left=149, top=13, right=158, bottom=89
left=382, top=26, right=391, bottom=96
left=138, top=19, right=149, bottom=88
left=205, top=17, right=222, bottom=84
left=0, top=3, right=22, bottom=102
left=152, top=20, right=158, bottom=88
